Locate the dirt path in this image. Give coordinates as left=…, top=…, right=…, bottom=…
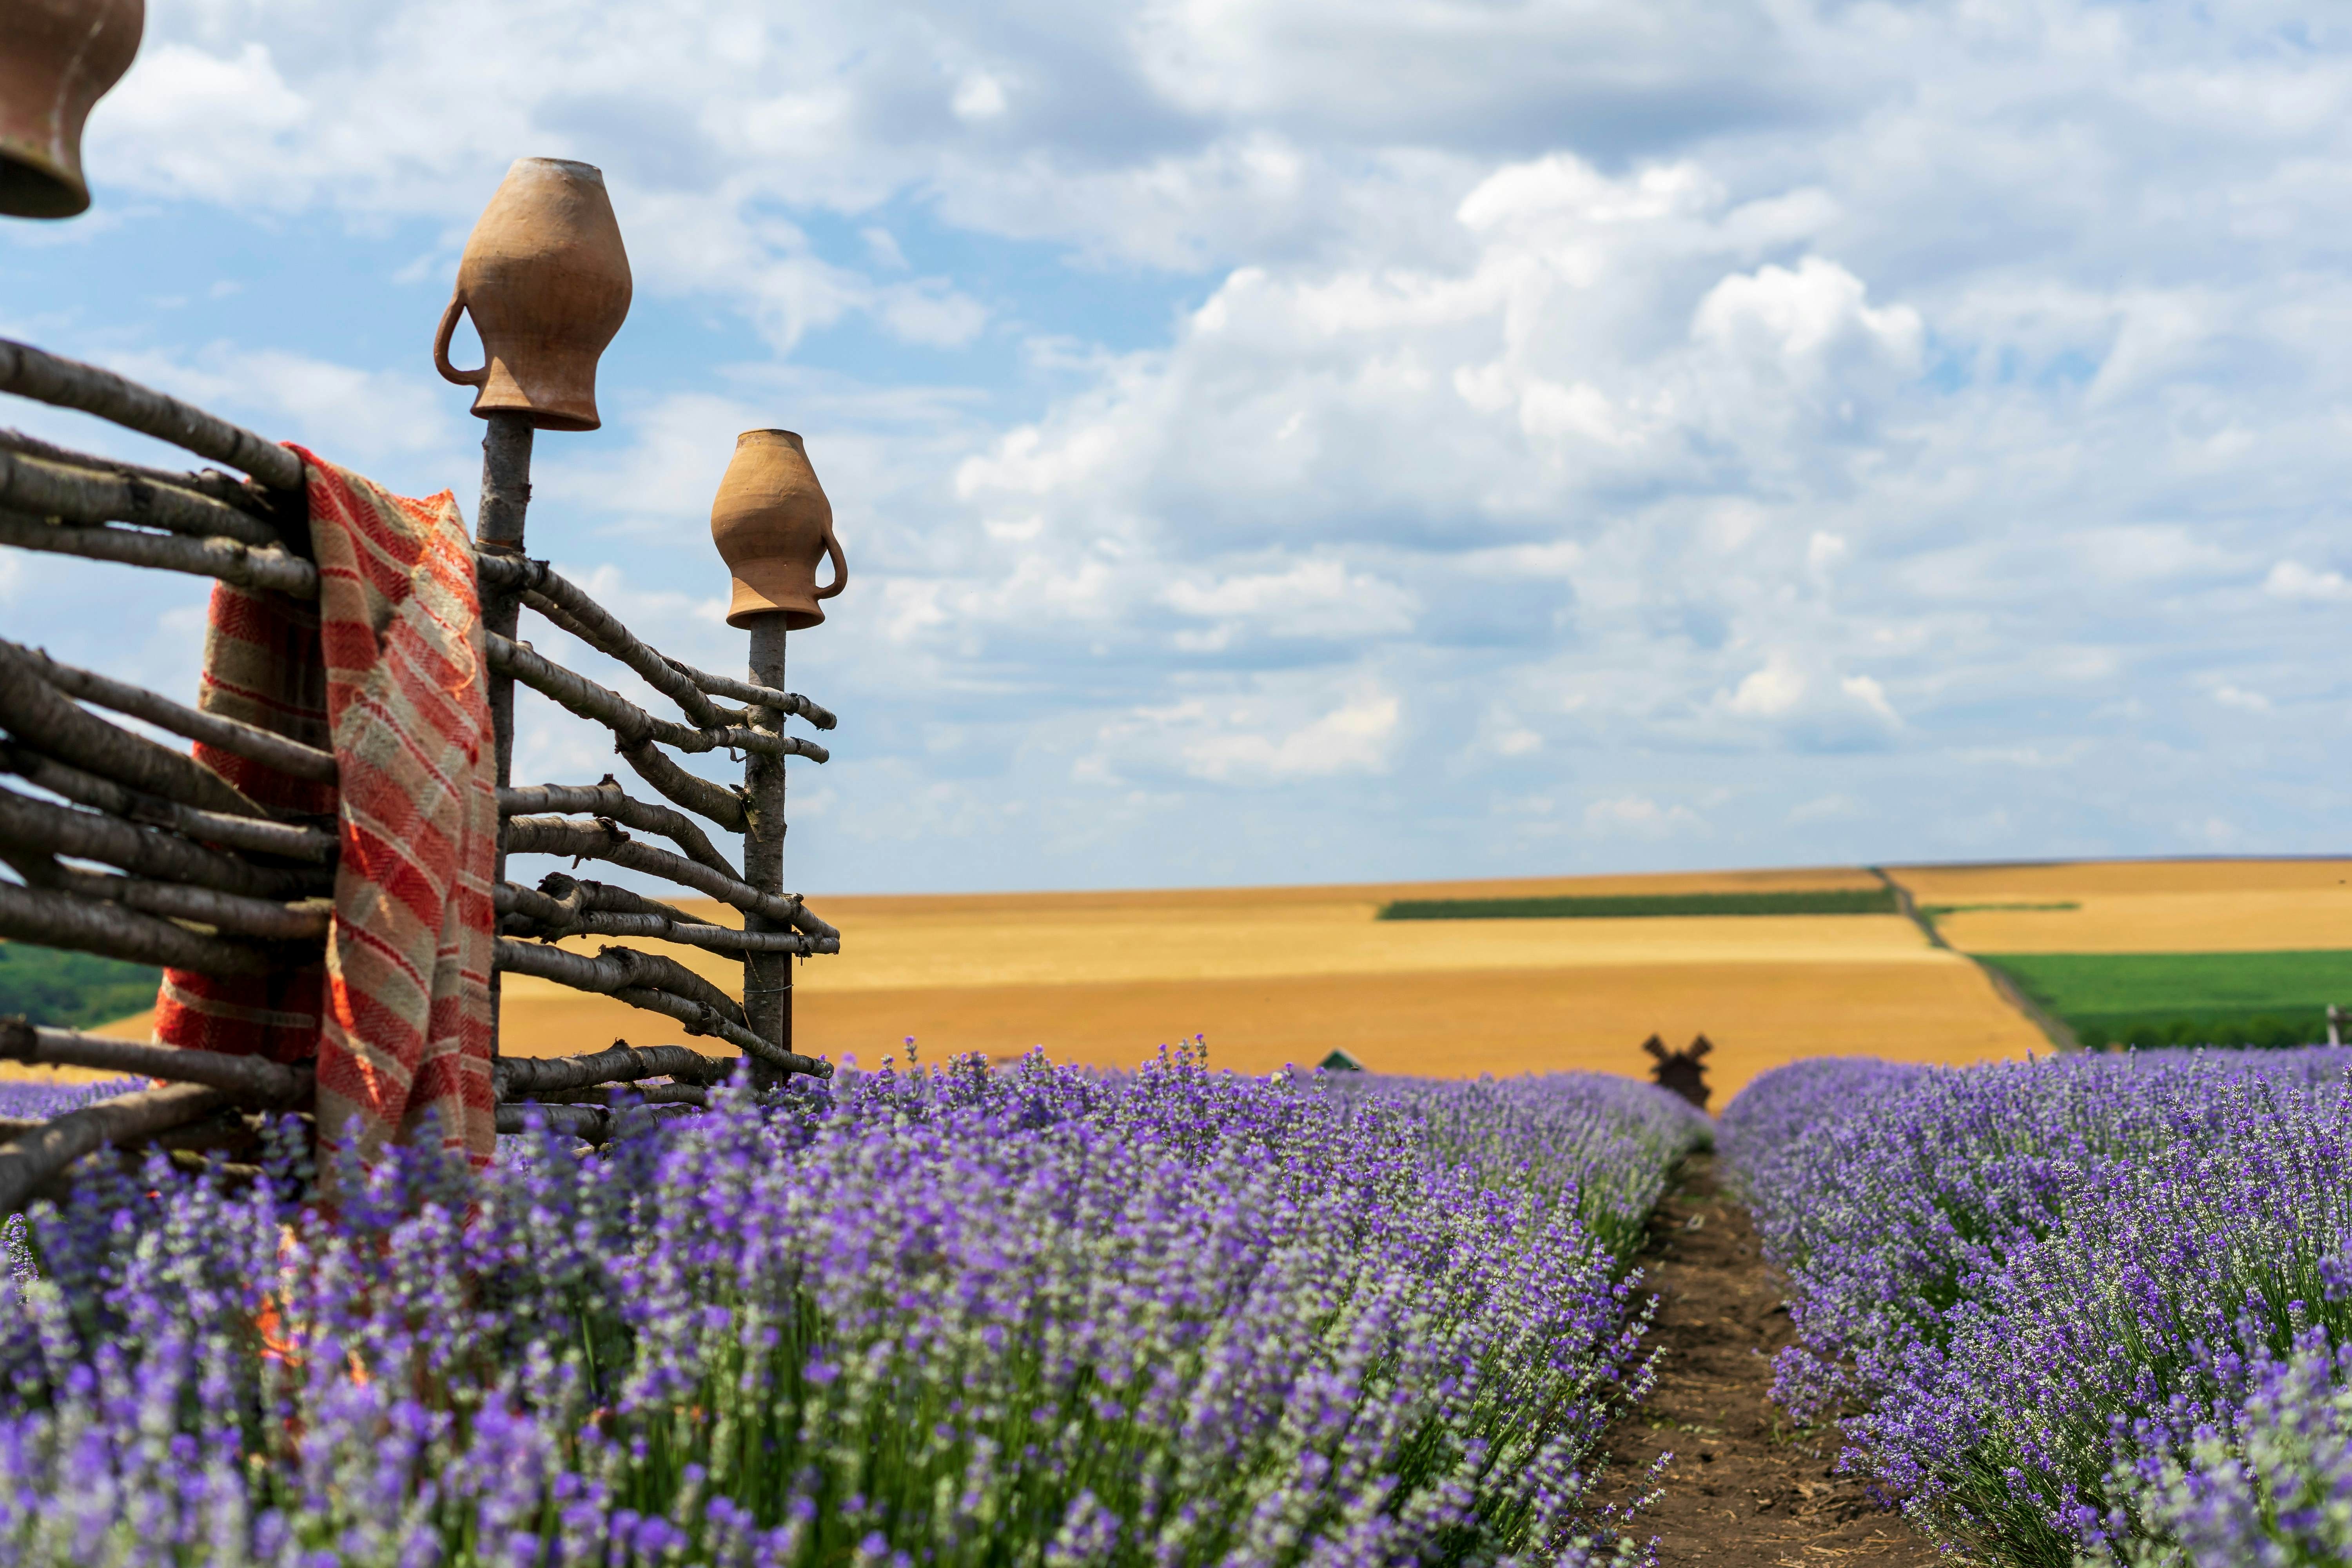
left=1597, top=1153, right=1940, bottom=1566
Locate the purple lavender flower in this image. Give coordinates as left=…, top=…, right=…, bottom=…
left=0, top=1055, right=1701, bottom=1565
left=1728, top=1046, right=2352, bottom=1564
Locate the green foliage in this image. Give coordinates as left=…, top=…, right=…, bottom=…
left=1980, top=950, right=2352, bottom=1050
left=2073, top=1014, right=2317, bottom=1051
left=1916, top=902, right=2081, bottom=915
left=0, top=942, right=161, bottom=1029
left=1378, top=887, right=1898, bottom=920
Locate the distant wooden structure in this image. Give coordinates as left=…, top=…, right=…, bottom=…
left=1643, top=1033, right=1711, bottom=1110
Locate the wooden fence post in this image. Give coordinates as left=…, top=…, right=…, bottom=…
left=475, top=411, right=534, bottom=1056
left=741, top=614, right=791, bottom=1089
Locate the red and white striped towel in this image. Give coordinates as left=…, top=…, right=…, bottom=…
left=156, top=446, right=497, bottom=1168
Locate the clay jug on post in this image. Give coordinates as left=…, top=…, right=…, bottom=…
left=0, top=0, right=143, bottom=219
left=433, top=158, right=631, bottom=432
left=710, top=430, right=847, bottom=630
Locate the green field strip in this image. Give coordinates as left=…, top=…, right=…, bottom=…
left=0, top=943, right=162, bottom=1029
left=1376, top=887, right=1899, bottom=921
left=1975, top=949, right=2352, bottom=1018
left=2062, top=1008, right=2328, bottom=1049
left=1915, top=901, right=2080, bottom=916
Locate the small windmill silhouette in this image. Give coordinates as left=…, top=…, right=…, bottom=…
left=1643, top=1033, right=1713, bottom=1110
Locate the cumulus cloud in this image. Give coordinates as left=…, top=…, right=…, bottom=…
left=2209, top=684, right=2272, bottom=713
left=1085, top=681, right=1404, bottom=786
left=1728, top=657, right=1806, bottom=718
left=1182, top=687, right=1401, bottom=781
left=1584, top=796, right=1706, bottom=840
left=2266, top=561, right=2352, bottom=602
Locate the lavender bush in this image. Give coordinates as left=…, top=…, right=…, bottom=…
left=1714, top=1056, right=1926, bottom=1209
left=1726, top=1048, right=2352, bottom=1566
left=1333, top=1069, right=1710, bottom=1262
left=0, top=1076, right=140, bottom=1118
left=0, top=1052, right=1706, bottom=1566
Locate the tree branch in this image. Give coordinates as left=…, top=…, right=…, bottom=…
left=659, top=657, right=837, bottom=731
left=492, top=938, right=745, bottom=1025
left=0, top=878, right=286, bottom=975
left=44, top=862, right=330, bottom=940
left=0, top=1081, right=230, bottom=1216
left=617, top=739, right=746, bottom=833
left=0, top=785, right=327, bottom=900
left=501, top=815, right=833, bottom=936
left=5, top=638, right=338, bottom=784
left=523, top=1082, right=708, bottom=1108
left=0, top=508, right=319, bottom=597
left=0, top=427, right=269, bottom=515
left=0, top=339, right=305, bottom=491
left=499, top=778, right=731, bottom=877
left=492, top=1041, right=731, bottom=1098
left=496, top=876, right=833, bottom=956
left=487, top=634, right=829, bottom=762
left=0, top=1018, right=311, bottom=1103
left=0, top=446, right=281, bottom=548
left=0, top=742, right=335, bottom=863
left=494, top=1101, right=608, bottom=1140
left=473, top=554, right=724, bottom=727
left=0, top=639, right=266, bottom=817
left=492, top=938, right=828, bottom=1075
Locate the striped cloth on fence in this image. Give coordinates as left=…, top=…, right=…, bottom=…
left=155, top=447, right=497, bottom=1168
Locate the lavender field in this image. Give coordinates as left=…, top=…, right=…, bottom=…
left=1725, top=1048, right=2352, bottom=1566
left=0, top=1053, right=1708, bottom=1567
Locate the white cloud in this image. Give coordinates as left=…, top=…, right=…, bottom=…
left=1583, top=795, right=1706, bottom=839
left=2211, top=684, right=2272, bottom=713
left=1494, top=728, right=1543, bottom=757
left=100, top=44, right=310, bottom=206
left=1179, top=687, right=1401, bottom=781
left=2266, top=561, right=2352, bottom=602
left=1163, top=558, right=1418, bottom=641
left=951, top=72, right=1009, bottom=122
left=1691, top=256, right=1924, bottom=388
left=1728, top=656, right=1806, bottom=717
left=1841, top=674, right=1898, bottom=724
left=1786, top=793, right=1860, bottom=824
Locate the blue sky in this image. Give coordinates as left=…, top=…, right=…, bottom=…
left=3, top=0, right=2348, bottom=894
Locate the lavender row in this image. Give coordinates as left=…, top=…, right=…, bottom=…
left=0, top=1076, right=142, bottom=1120
left=1724, top=1047, right=2352, bottom=1566
left=0, top=1052, right=1708, bottom=1566
left=1334, top=1070, right=1712, bottom=1263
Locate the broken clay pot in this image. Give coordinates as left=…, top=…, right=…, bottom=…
left=434, top=158, right=631, bottom=432
left=710, top=430, right=847, bottom=630
left=0, top=0, right=143, bottom=219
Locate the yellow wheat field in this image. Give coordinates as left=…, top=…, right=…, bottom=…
left=473, top=869, right=2040, bottom=1103
left=64, top=856, right=2352, bottom=1105
left=1892, top=858, right=2352, bottom=954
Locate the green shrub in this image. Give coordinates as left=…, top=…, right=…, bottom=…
left=0, top=943, right=160, bottom=1029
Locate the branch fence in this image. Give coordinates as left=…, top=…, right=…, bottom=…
left=0, top=321, right=842, bottom=1210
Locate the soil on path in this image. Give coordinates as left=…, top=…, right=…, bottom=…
left=1596, top=1152, right=1940, bottom=1566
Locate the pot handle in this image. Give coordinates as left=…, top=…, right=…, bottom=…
left=815, top=531, right=848, bottom=600
left=433, top=296, right=487, bottom=387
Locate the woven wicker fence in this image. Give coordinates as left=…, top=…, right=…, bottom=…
left=0, top=329, right=842, bottom=1209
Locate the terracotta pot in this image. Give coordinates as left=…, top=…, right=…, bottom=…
left=0, top=0, right=143, bottom=219
left=433, top=158, right=631, bottom=432
left=710, top=430, right=847, bottom=630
